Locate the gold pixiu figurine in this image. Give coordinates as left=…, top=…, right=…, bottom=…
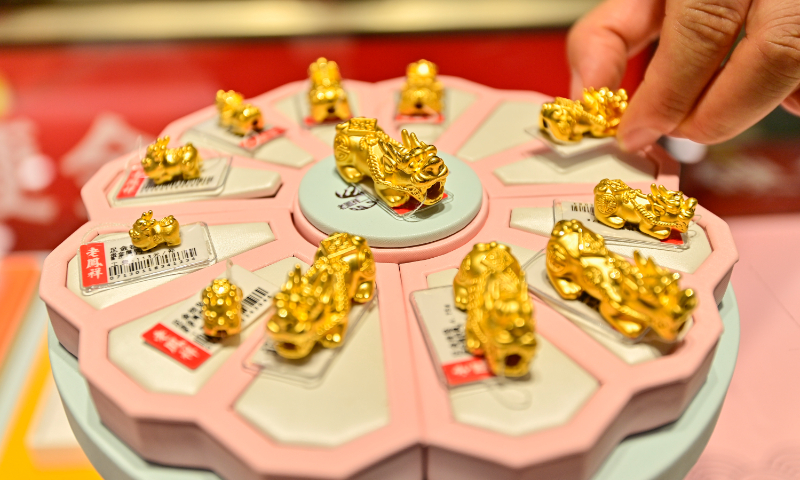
left=216, top=90, right=264, bottom=136
left=539, top=87, right=628, bottom=143
left=398, top=59, right=444, bottom=116
left=141, top=136, right=202, bottom=185
left=202, top=279, right=243, bottom=338
left=129, top=210, right=181, bottom=251
left=546, top=220, right=697, bottom=342
left=453, top=242, right=537, bottom=377
left=594, top=179, right=698, bottom=240
left=308, top=57, right=352, bottom=123
left=267, top=232, right=376, bottom=359
left=334, top=118, right=449, bottom=207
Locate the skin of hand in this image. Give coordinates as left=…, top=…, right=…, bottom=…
left=567, top=0, right=800, bottom=152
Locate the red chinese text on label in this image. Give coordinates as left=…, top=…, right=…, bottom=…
left=142, top=323, right=211, bottom=370
left=80, top=243, right=108, bottom=287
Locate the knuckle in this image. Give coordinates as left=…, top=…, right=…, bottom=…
left=675, top=0, right=744, bottom=54
left=755, top=18, right=800, bottom=86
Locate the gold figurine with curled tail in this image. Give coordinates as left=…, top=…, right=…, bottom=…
left=141, top=136, right=202, bottom=185
left=539, top=87, right=628, bottom=143
left=546, top=219, right=696, bottom=342
left=266, top=232, right=376, bottom=359
left=202, top=279, right=243, bottom=338
left=453, top=242, right=537, bottom=377
left=593, top=179, right=698, bottom=240
left=398, top=59, right=444, bottom=116
left=129, top=210, right=180, bottom=252
left=334, top=118, right=449, bottom=207
left=216, top=90, right=264, bottom=136
left=308, top=57, right=352, bottom=124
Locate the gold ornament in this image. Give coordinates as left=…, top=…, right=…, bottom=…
left=129, top=210, right=181, bottom=252
left=308, top=57, right=352, bottom=123
left=141, top=136, right=202, bottom=185
left=334, top=118, right=449, bottom=207
left=453, top=242, right=537, bottom=377
left=546, top=219, right=697, bottom=342
left=202, top=279, right=243, bottom=338
left=539, top=87, right=628, bottom=143
left=594, top=179, right=698, bottom=240
left=267, top=232, right=376, bottom=359
left=216, top=90, right=264, bottom=136
left=398, top=59, right=444, bottom=116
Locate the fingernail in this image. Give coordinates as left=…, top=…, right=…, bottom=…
left=569, top=69, right=583, bottom=99
left=620, top=127, right=662, bottom=152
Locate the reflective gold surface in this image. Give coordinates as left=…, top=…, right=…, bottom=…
left=216, top=89, right=264, bottom=136
left=594, top=179, right=698, bottom=240
left=308, top=57, right=352, bottom=123
left=546, top=220, right=696, bottom=342
left=453, top=242, right=536, bottom=377
left=141, top=136, right=202, bottom=185
left=334, top=118, right=449, bottom=207
left=539, top=87, right=627, bottom=143
left=398, top=59, right=444, bottom=116
left=202, top=278, right=243, bottom=338
left=267, top=232, right=376, bottom=359
left=128, top=210, right=181, bottom=252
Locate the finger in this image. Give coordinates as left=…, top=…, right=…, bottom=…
left=618, top=0, right=750, bottom=151
left=673, top=1, right=800, bottom=141
left=781, top=85, right=800, bottom=117
left=567, top=0, right=664, bottom=98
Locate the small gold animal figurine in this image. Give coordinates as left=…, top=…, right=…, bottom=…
left=202, top=279, right=243, bottom=338
left=216, top=90, right=264, bottom=136
left=129, top=210, right=181, bottom=252
left=546, top=220, right=697, bottom=342
left=594, top=179, right=698, bottom=240
left=398, top=59, right=444, bottom=116
left=141, top=136, right=202, bottom=185
left=539, top=87, right=628, bottom=143
left=266, top=232, right=376, bottom=359
left=334, top=118, right=449, bottom=207
left=308, top=57, right=352, bottom=124
left=453, top=242, right=537, bottom=377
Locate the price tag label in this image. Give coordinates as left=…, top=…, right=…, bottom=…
left=142, top=265, right=279, bottom=370
left=189, top=117, right=285, bottom=153
left=116, top=157, right=231, bottom=200
left=411, top=286, right=493, bottom=387
left=79, top=223, right=216, bottom=295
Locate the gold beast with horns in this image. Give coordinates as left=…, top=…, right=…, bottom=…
left=594, top=179, right=698, bottom=240
left=398, top=59, right=444, bottom=116
left=334, top=118, right=449, bottom=207
left=202, top=279, right=243, bottom=338
left=546, top=219, right=696, bottom=342
left=129, top=210, right=180, bottom=252
left=216, top=90, right=264, bottom=136
left=141, top=136, right=202, bottom=185
left=539, top=87, right=627, bottom=143
left=308, top=57, right=352, bottom=123
left=453, top=242, right=537, bottom=377
left=267, top=233, right=376, bottom=359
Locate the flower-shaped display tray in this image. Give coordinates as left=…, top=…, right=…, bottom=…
left=41, top=74, right=739, bottom=480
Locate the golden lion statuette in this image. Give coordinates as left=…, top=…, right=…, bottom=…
left=594, top=179, right=698, bottom=240
left=334, top=118, right=449, bottom=208
left=546, top=220, right=697, bottom=342
left=129, top=210, right=180, bottom=252
left=539, top=87, right=628, bottom=143
left=202, top=279, right=243, bottom=338
left=216, top=90, right=264, bottom=136
left=308, top=57, right=352, bottom=124
left=141, top=136, right=202, bottom=185
left=454, top=242, right=537, bottom=377
left=267, top=232, right=376, bottom=359
left=398, top=59, right=444, bottom=116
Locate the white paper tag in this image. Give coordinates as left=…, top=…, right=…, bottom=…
left=142, top=265, right=279, bottom=370
left=525, top=124, right=615, bottom=158
left=410, top=286, right=495, bottom=387
left=555, top=200, right=689, bottom=250
left=189, top=117, right=285, bottom=153
left=351, top=180, right=454, bottom=222
left=79, top=223, right=217, bottom=295
left=115, top=157, right=231, bottom=201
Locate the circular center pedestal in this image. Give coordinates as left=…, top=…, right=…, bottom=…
left=296, top=153, right=486, bottom=262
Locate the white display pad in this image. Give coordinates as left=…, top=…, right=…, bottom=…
left=493, top=147, right=656, bottom=185
left=181, top=129, right=314, bottom=169
left=526, top=123, right=617, bottom=158
left=273, top=88, right=362, bottom=146
left=66, top=222, right=275, bottom=310
left=457, top=101, right=539, bottom=161
left=396, top=88, right=477, bottom=144
left=510, top=207, right=712, bottom=274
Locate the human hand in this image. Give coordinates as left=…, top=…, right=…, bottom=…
left=567, top=0, right=800, bottom=152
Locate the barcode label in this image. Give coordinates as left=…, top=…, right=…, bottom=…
left=116, top=157, right=230, bottom=200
